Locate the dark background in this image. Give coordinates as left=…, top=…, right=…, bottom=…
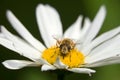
left=0, top=0, right=120, bottom=80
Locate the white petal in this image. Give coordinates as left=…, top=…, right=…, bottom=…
left=85, top=56, right=120, bottom=67
left=0, top=26, right=4, bottom=37
left=36, top=4, right=63, bottom=47
left=77, top=18, right=91, bottom=50
left=0, top=33, right=4, bottom=37
left=0, top=37, right=18, bottom=52
left=86, top=48, right=120, bottom=64
left=67, top=68, right=96, bottom=76
left=91, top=26, right=120, bottom=48
left=2, top=60, right=39, bottom=70
left=6, top=10, right=45, bottom=51
left=81, top=17, right=91, bottom=39
left=41, top=64, right=56, bottom=71
left=85, top=34, right=120, bottom=63
left=54, top=58, right=68, bottom=69
left=82, top=6, right=106, bottom=47
left=88, top=35, right=120, bottom=57
left=82, top=26, right=120, bottom=55
left=0, top=26, right=42, bottom=60
left=64, top=15, right=82, bottom=40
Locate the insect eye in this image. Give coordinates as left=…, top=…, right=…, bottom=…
left=60, top=44, right=63, bottom=48
left=67, top=46, right=71, bottom=50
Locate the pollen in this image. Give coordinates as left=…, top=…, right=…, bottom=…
left=42, top=46, right=60, bottom=64
left=42, top=46, right=85, bottom=68
left=60, top=49, right=85, bottom=68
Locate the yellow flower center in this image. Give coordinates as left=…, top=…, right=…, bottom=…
left=42, top=46, right=85, bottom=68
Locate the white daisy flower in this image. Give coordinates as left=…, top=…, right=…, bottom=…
left=0, top=4, right=120, bottom=76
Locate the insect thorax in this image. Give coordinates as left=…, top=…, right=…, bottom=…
left=58, top=38, right=75, bottom=56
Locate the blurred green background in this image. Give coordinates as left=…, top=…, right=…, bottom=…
left=0, top=0, right=120, bottom=80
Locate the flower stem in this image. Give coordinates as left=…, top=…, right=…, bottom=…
left=50, top=70, right=72, bottom=80
left=57, top=73, right=65, bottom=80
